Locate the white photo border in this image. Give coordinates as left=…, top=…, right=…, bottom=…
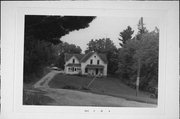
left=1, top=1, right=179, bottom=119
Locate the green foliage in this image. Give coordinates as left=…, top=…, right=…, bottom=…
left=135, top=32, right=159, bottom=87
left=54, top=42, right=82, bottom=69
left=61, top=42, right=82, bottom=54
left=118, top=26, right=134, bottom=47
left=24, top=36, right=59, bottom=82
left=25, top=15, right=96, bottom=44
left=85, top=38, right=117, bottom=53
left=85, top=38, right=119, bottom=74
left=24, top=16, right=95, bottom=83
left=55, top=53, right=65, bottom=70
left=118, top=30, right=159, bottom=89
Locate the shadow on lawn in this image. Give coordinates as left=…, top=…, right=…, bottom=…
left=49, top=74, right=157, bottom=104
left=23, top=89, right=55, bottom=105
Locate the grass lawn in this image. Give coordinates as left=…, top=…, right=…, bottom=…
left=49, top=74, right=157, bottom=104
left=23, top=83, right=56, bottom=105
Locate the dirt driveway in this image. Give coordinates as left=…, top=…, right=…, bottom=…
left=33, top=70, right=156, bottom=107
left=41, top=88, right=156, bottom=107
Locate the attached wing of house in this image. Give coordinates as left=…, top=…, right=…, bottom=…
left=64, top=52, right=108, bottom=76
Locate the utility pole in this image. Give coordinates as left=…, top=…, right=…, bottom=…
left=136, top=58, right=141, bottom=96
left=136, top=17, right=144, bottom=96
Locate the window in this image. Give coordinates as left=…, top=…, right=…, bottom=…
left=90, top=59, right=93, bottom=64
left=97, top=60, right=100, bottom=65
left=72, top=59, right=75, bottom=63
left=94, top=55, right=96, bottom=58
left=74, top=68, right=76, bottom=71
left=85, top=68, right=88, bottom=73
left=71, top=67, right=73, bottom=72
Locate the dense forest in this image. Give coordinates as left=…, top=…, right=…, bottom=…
left=24, top=15, right=95, bottom=83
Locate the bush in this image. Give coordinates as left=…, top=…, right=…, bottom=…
left=80, top=86, right=90, bottom=91
left=62, top=85, right=78, bottom=90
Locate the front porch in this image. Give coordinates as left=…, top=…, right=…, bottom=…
left=65, top=63, right=81, bottom=75
left=85, top=65, right=104, bottom=77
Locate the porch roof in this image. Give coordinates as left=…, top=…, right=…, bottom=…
left=66, top=63, right=81, bottom=67
left=86, top=65, right=104, bottom=69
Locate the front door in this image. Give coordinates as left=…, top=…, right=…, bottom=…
left=96, top=68, right=98, bottom=75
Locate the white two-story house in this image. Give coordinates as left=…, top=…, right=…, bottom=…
left=64, top=52, right=108, bottom=76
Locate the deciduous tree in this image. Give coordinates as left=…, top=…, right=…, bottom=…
left=85, top=38, right=118, bottom=74
left=118, top=29, right=159, bottom=89
left=55, top=42, right=82, bottom=69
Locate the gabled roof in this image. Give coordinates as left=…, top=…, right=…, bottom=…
left=80, top=52, right=94, bottom=62
left=65, top=52, right=108, bottom=64
left=81, top=52, right=108, bottom=64
left=65, top=53, right=84, bottom=62
left=98, top=53, right=108, bottom=64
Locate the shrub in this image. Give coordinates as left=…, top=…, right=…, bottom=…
left=80, top=86, right=90, bottom=91
left=62, top=85, right=78, bottom=90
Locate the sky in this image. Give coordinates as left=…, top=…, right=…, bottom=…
left=61, top=16, right=159, bottom=53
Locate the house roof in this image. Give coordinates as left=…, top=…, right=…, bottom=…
left=98, top=53, right=108, bottom=63
left=65, top=52, right=108, bottom=64
left=65, top=53, right=84, bottom=62
left=66, top=63, right=81, bottom=67
left=86, top=64, right=104, bottom=69
left=80, top=52, right=94, bottom=62
left=81, top=52, right=108, bottom=63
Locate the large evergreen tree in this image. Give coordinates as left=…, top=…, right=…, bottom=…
left=25, top=15, right=95, bottom=44
left=118, top=26, right=134, bottom=47
left=24, top=15, right=95, bottom=83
